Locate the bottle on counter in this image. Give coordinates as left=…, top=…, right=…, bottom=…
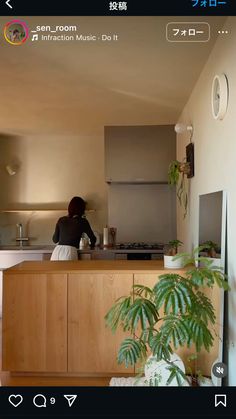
left=109, top=227, right=117, bottom=248
left=103, top=226, right=109, bottom=247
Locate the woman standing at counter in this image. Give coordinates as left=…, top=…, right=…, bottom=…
left=51, top=196, right=96, bottom=260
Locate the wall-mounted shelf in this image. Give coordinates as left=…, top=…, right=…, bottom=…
left=0, top=209, right=96, bottom=213
left=106, top=181, right=169, bottom=185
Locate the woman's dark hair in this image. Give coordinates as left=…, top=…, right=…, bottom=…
left=68, top=196, right=86, bottom=217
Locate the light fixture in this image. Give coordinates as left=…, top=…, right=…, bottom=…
left=5, top=162, right=20, bottom=176
left=174, top=123, right=193, bottom=134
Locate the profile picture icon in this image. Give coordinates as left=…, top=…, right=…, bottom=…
left=4, top=20, right=29, bottom=45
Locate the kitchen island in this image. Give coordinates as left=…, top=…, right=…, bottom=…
left=2, top=260, right=220, bottom=377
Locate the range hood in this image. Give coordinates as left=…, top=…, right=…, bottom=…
left=104, top=125, right=176, bottom=184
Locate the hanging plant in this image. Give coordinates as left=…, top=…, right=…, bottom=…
left=168, top=160, right=190, bottom=218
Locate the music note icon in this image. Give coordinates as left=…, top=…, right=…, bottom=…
left=32, top=34, right=38, bottom=42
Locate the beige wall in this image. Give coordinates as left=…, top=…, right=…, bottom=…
left=0, top=134, right=107, bottom=244
left=176, top=17, right=236, bottom=385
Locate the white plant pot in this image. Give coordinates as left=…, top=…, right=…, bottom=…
left=164, top=255, right=183, bottom=269
left=144, top=353, right=188, bottom=386
left=197, top=376, right=213, bottom=387
left=199, top=257, right=222, bottom=269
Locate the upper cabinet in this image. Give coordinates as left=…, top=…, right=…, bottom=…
left=105, top=125, right=176, bottom=183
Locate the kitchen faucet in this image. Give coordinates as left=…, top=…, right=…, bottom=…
left=16, top=223, right=29, bottom=247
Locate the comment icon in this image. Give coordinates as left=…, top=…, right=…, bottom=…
left=33, top=394, right=47, bottom=408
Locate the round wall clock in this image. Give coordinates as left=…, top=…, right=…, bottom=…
left=211, top=74, right=229, bottom=120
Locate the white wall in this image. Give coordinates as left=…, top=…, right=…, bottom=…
left=176, top=17, right=236, bottom=385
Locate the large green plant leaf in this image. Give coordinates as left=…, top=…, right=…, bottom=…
left=125, top=298, right=159, bottom=331
left=186, top=266, right=229, bottom=290
left=166, top=363, right=188, bottom=386
left=140, top=327, right=156, bottom=344
left=104, top=296, right=132, bottom=333
left=212, top=269, right=229, bottom=290
left=191, top=291, right=216, bottom=325
left=159, top=315, right=190, bottom=348
left=153, top=274, right=193, bottom=315
left=149, top=332, right=173, bottom=361
left=133, top=284, right=155, bottom=300
left=185, top=316, right=214, bottom=352
left=117, top=338, right=147, bottom=367
left=105, top=293, right=159, bottom=335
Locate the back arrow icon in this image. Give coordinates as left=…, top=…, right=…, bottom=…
left=6, top=0, right=13, bottom=9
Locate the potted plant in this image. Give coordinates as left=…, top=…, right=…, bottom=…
left=168, top=160, right=190, bottom=218
left=200, top=241, right=219, bottom=258
left=185, top=353, right=205, bottom=387
left=199, top=241, right=222, bottom=269
left=105, top=247, right=229, bottom=386
left=164, top=239, right=183, bottom=269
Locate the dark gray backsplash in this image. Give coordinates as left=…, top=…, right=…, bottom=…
left=108, top=184, right=176, bottom=243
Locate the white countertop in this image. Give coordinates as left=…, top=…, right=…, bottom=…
left=0, top=246, right=55, bottom=253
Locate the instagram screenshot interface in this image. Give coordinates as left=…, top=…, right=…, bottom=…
left=0, top=1, right=235, bottom=418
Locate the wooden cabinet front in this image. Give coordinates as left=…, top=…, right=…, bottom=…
left=2, top=273, right=67, bottom=372
left=68, top=273, right=134, bottom=374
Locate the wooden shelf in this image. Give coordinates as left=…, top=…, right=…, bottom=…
left=0, top=209, right=96, bottom=213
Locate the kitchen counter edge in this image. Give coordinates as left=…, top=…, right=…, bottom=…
left=3, top=260, right=187, bottom=274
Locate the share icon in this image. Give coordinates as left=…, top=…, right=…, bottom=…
left=63, top=395, right=77, bottom=407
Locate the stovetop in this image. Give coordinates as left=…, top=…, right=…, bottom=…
left=116, top=242, right=164, bottom=251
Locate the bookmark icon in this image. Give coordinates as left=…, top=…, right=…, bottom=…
left=215, top=394, right=227, bottom=408
left=63, top=395, right=77, bottom=407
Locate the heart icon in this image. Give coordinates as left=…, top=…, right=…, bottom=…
left=8, top=394, right=23, bottom=407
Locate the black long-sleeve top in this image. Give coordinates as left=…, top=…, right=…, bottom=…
left=52, top=215, right=96, bottom=249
